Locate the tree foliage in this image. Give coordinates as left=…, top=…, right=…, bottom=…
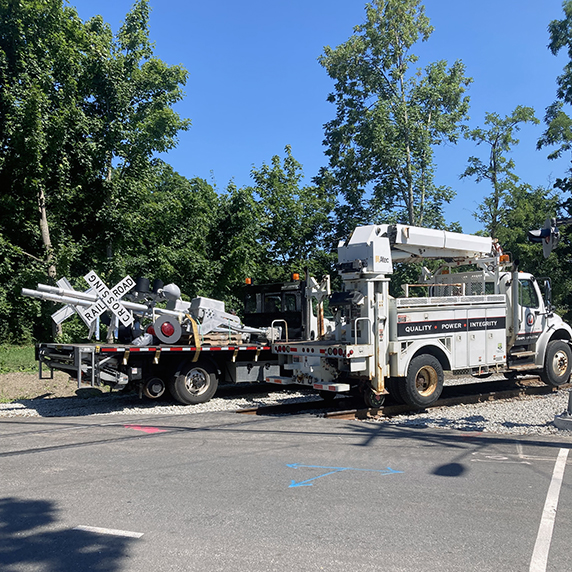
left=538, top=0, right=572, bottom=159
left=0, top=0, right=190, bottom=341
left=247, top=146, right=335, bottom=281
left=319, top=0, right=471, bottom=233
left=3, top=0, right=572, bottom=343
left=536, top=0, right=572, bottom=319
left=461, top=106, right=539, bottom=238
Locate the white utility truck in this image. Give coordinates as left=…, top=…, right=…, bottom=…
left=266, top=224, right=572, bottom=407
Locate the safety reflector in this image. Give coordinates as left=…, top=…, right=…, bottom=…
left=313, top=382, right=351, bottom=392
left=265, top=376, right=293, bottom=385
left=161, top=322, right=175, bottom=337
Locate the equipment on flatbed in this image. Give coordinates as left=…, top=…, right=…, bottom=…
left=267, top=223, right=572, bottom=408
left=23, top=270, right=276, bottom=346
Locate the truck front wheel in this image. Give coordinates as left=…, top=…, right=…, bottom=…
left=169, top=362, right=219, bottom=405
left=541, top=340, right=572, bottom=387
left=403, top=355, right=444, bottom=408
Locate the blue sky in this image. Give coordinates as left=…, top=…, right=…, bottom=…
left=70, top=0, right=572, bottom=233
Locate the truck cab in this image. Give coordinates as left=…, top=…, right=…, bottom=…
left=498, top=272, right=571, bottom=378
left=243, top=275, right=332, bottom=341
left=244, top=279, right=307, bottom=340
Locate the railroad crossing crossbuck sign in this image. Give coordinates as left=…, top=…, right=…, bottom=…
left=83, top=271, right=135, bottom=327
left=50, top=272, right=135, bottom=331
left=51, top=277, right=96, bottom=328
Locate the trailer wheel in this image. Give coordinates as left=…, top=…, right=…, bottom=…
left=169, top=362, right=218, bottom=405
left=403, top=355, right=444, bottom=408
left=540, top=340, right=572, bottom=387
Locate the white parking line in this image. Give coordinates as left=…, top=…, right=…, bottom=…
left=529, top=448, right=569, bottom=572
left=73, top=525, right=144, bottom=538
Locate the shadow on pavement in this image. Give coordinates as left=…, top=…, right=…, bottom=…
left=0, top=497, right=136, bottom=571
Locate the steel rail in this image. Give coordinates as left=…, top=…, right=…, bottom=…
left=236, top=378, right=571, bottom=419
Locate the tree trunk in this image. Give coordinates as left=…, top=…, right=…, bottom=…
left=399, top=68, right=415, bottom=225
left=38, top=186, right=62, bottom=338
left=106, top=163, right=114, bottom=260
left=38, top=186, right=56, bottom=279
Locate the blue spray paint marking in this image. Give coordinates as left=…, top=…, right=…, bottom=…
left=287, top=463, right=403, bottom=488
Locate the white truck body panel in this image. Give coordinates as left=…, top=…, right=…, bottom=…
left=390, top=295, right=506, bottom=376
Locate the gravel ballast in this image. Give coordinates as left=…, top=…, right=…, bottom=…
left=0, top=388, right=320, bottom=419
left=368, top=391, right=572, bottom=436
left=1, top=378, right=572, bottom=437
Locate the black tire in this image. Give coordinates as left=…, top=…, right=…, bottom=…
left=168, top=361, right=219, bottom=405
left=402, top=354, right=444, bottom=408
left=386, top=378, right=405, bottom=404
left=540, top=340, right=572, bottom=387
left=319, top=390, right=337, bottom=402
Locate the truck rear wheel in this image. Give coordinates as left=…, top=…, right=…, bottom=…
left=403, top=355, right=444, bottom=408
left=540, top=340, right=572, bottom=387
left=169, top=362, right=218, bottom=405
left=386, top=378, right=405, bottom=404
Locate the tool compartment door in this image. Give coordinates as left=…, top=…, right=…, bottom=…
left=467, top=309, right=487, bottom=367
left=467, top=308, right=506, bottom=366
left=452, top=308, right=469, bottom=368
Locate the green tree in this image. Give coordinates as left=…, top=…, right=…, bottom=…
left=0, top=0, right=94, bottom=340
left=496, top=185, right=560, bottom=269
left=213, top=184, right=264, bottom=309
left=536, top=0, right=572, bottom=320
left=247, top=146, right=335, bottom=282
left=496, top=185, right=572, bottom=317
left=0, top=0, right=88, bottom=280
left=461, top=106, right=539, bottom=238
left=81, top=0, right=190, bottom=273
left=318, top=0, right=471, bottom=232
left=122, top=162, right=221, bottom=299
left=0, top=0, right=190, bottom=342
left=538, top=0, right=572, bottom=160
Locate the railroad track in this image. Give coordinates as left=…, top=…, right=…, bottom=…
left=236, top=377, right=572, bottom=419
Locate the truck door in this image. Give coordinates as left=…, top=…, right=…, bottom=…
left=517, top=278, right=544, bottom=345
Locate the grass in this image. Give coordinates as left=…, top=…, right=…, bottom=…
left=0, top=345, right=37, bottom=374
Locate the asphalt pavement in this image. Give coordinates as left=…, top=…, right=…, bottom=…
left=1, top=411, right=571, bottom=571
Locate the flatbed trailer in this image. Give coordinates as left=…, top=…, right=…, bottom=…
left=37, top=341, right=278, bottom=404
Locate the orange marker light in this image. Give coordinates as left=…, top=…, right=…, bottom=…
left=292, top=273, right=300, bottom=281
left=245, top=277, right=252, bottom=285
